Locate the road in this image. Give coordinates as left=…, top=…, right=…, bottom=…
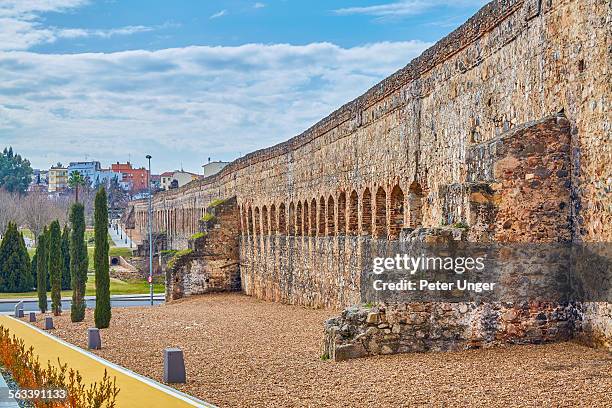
left=0, top=294, right=164, bottom=314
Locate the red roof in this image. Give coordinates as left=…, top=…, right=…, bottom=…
left=160, top=171, right=174, bottom=177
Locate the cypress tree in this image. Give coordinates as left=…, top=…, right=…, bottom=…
left=61, top=226, right=71, bottom=290
left=48, top=221, right=63, bottom=316
left=31, top=252, right=38, bottom=288
left=70, top=203, right=88, bottom=322
left=17, top=231, right=32, bottom=290
left=36, top=228, right=48, bottom=313
left=44, top=227, right=51, bottom=291
left=0, top=223, right=32, bottom=292
left=94, top=187, right=111, bottom=328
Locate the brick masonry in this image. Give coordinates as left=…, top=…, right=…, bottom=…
left=125, top=0, right=611, bottom=355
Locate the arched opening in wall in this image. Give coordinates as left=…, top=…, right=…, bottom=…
left=296, top=201, right=303, bottom=236
left=262, top=205, right=269, bottom=235
left=303, top=201, right=309, bottom=236
left=408, top=181, right=424, bottom=229
left=318, top=196, right=326, bottom=235
left=337, top=192, right=347, bottom=235
left=254, top=207, right=261, bottom=236
left=270, top=204, right=277, bottom=234
left=288, top=202, right=295, bottom=236
left=173, top=209, right=177, bottom=236
left=240, top=206, right=246, bottom=236
left=375, top=187, right=387, bottom=239
left=279, top=203, right=286, bottom=234
left=310, top=198, right=317, bottom=236
left=327, top=195, right=335, bottom=236
left=389, top=185, right=405, bottom=239
left=362, top=188, right=372, bottom=235
left=248, top=207, right=254, bottom=235
left=348, top=190, right=358, bottom=235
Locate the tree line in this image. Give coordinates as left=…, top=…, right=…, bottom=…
left=0, top=188, right=112, bottom=328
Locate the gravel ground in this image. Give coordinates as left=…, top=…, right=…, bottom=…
left=30, top=294, right=612, bottom=408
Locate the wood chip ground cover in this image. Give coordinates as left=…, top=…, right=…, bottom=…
left=28, top=294, right=612, bottom=407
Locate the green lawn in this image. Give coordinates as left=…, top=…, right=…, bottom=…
left=28, top=246, right=133, bottom=271
left=87, top=247, right=133, bottom=271
left=0, top=274, right=164, bottom=299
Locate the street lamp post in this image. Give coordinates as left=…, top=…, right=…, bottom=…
left=146, top=155, right=154, bottom=306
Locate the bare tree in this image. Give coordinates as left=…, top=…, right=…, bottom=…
left=0, top=189, right=22, bottom=238
left=20, top=193, right=69, bottom=242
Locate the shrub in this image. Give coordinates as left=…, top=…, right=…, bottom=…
left=451, top=222, right=469, bottom=229
left=0, top=325, right=119, bottom=407
left=201, top=213, right=216, bottom=223
left=0, top=222, right=32, bottom=292
left=190, top=232, right=206, bottom=240
left=209, top=198, right=225, bottom=208
left=167, top=249, right=193, bottom=270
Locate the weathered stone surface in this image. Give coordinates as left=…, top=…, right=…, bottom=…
left=334, top=343, right=368, bottom=362
left=323, top=301, right=578, bottom=361
left=166, top=198, right=241, bottom=300
left=124, top=0, right=611, bottom=352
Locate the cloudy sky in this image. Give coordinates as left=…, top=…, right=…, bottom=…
left=0, top=0, right=486, bottom=174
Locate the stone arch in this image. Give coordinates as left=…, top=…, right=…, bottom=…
left=296, top=201, right=303, bottom=236
left=310, top=198, right=317, bottom=236
left=362, top=188, right=372, bottom=235
left=337, top=191, right=347, bottom=235
left=408, top=181, right=424, bottom=229
left=318, top=196, right=326, bottom=235
left=262, top=205, right=269, bottom=235
left=327, top=195, right=335, bottom=236
left=270, top=204, right=277, bottom=234
left=241, top=205, right=247, bottom=236
left=303, top=200, right=310, bottom=236
left=389, top=185, right=404, bottom=239
left=278, top=203, right=286, bottom=234
left=375, top=187, right=387, bottom=238
left=288, top=202, right=296, bottom=236
left=248, top=206, right=254, bottom=235
left=254, top=207, right=261, bottom=236
left=348, top=190, right=358, bottom=235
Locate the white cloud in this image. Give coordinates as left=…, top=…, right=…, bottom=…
left=0, top=0, right=89, bottom=17
left=209, top=10, right=227, bottom=19
left=0, top=40, right=431, bottom=171
left=334, top=0, right=486, bottom=18
left=254, top=2, right=266, bottom=8
left=57, top=25, right=155, bottom=39
left=0, top=0, right=162, bottom=50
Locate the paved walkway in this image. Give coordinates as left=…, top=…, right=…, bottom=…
left=0, top=316, right=214, bottom=408
left=108, top=225, right=133, bottom=248
left=0, top=372, right=19, bottom=408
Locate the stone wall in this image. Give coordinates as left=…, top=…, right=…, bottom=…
left=166, top=198, right=241, bottom=300
left=128, top=0, right=609, bottom=246
left=324, top=301, right=577, bottom=361
left=125, top=0, right=611, bottom=350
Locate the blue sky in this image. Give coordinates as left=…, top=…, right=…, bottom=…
left=0, top=0, right=486, bottom=174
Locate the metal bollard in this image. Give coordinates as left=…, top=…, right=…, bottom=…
left=44, top=316, right=54, bottom=330
left=163, top=348, right=186, bottom=383
left=29, top=312, right=36, bottom=322
left=88, top=328, right=102, bottom=349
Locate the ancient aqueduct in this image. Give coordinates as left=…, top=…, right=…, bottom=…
left=125, top=0, right=611, bottom=359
